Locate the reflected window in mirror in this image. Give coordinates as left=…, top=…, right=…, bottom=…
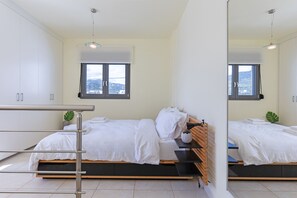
left=228, top=64, right=261, bottom=100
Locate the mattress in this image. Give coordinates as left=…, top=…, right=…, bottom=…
left=159, top=139, right=179, bottom=161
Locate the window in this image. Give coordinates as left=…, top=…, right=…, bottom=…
left=79, top=63, right=130, bottom=99
left=228, top=64, right=261, bottom=100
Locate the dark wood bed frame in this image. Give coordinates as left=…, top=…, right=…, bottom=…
left=37, top=117, right=209, bottom=185
left=229, top=161, right=297, bottom=181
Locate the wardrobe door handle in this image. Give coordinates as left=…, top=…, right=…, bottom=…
left=293, top=96, right=295, bottom=103
left=16, top=93, right=19, bottom=101
left=20, top=93, right=23, bottom=101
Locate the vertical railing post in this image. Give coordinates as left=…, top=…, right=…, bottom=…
left=76, top=112, right=82, bottom=198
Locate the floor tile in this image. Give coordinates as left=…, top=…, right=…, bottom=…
left=135, top=180, right=172, bottom=190
left=58, top=179, right=100, bottom=190
left=260, top=181, right=297, bottom=192
left=21, top=178, right=65, bottom=189
left=50, top=189, right=95, bottom=198
left=228, top=189, right=239, bottom=198
left=97, top=179, right=134, bottom=190
left=134, top=190, right=174, bottom=198
left=228, top=181, right=268, bottom=191
left=273, top=191, right=297, bottom=198
left=234, top=191, right=278, bottom=198
left=92, top=189, right=133, bottom=198
left=170, top=180, right=198, bottom=190
left=0, top=189, right=18, bottom=198
left=173, top=189, right=208, bottom=198
left=0, top=173, right=33, bottom=189
left=0, top=194, right=10, bottom=198
left=9, top=188, right=52, bottom=198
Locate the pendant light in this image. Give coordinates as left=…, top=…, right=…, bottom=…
left=85, top=8, right=101, bottom=49
left=266, top=9, right=277, bottom=50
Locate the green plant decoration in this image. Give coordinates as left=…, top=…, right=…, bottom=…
left=64, top=111, right=74, bottom=122
left=266, top=111, right=279, bottom=123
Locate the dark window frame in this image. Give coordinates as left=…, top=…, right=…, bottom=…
left=79, top=63, right=130, bottom=99
left=228, top=64, right=261, bottom=100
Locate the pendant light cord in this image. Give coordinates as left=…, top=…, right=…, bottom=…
left=270, top=11, right=275, bottom=43
left=268, top=9, right=275, bottom=43
left=90, top=8, right=97, bottom=43
left=92, top=11, right=95, bottom=42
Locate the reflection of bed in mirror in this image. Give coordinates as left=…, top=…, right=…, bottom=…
left=228, top=119, right=297, bottom=180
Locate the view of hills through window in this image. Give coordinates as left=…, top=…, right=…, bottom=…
left=228, top=65, right=254, bottom=96
left=238, top=66, right=253, bottom=95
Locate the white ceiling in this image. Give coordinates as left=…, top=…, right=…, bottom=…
left=11, top=0, right=296, bottom=41
left=229, top=0, right=297, bottom=41
left=10, top=0, right=189, bottom=39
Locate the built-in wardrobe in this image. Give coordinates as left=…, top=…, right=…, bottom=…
left=279, top=36, right=297, bottom=126
left=0, top=1, right=63, bottom=160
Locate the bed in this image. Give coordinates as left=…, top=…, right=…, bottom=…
left=30, top=107, right=208, bottom=184
left=228, top=119, right=297, bottom=180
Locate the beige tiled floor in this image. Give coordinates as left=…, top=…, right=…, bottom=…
left=228, top=180, right=297, bottom=198
left=0, top=153, right=209, bottom=198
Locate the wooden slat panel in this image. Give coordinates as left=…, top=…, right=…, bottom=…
left=189, top=117, right=208, bottom=185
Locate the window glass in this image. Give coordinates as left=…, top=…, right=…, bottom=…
left=86, top=64, right=103, bottom=94
left=109, top=65, right=126, bottom=95
left=228, top=65, right=233, bottom=96
left=238, top=65, right=253, bottom=96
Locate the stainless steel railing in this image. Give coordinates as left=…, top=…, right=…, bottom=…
left=0, top=105, right=95, bottom=198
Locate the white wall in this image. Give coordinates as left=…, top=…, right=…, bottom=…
left=63, top=39, right=171, bottom=120
left=228, top=40, right=279, bottom=120
left=170, top=0, right=231, bottom=197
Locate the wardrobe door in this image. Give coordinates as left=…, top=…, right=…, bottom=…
left=19, top=17, right=39, bottom=104
left=279, top=38, right=297, bottom=125
left=0, top=3, right=20, bottom=104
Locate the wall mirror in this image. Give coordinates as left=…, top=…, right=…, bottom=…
left=227, top=0, right=297, bottom=197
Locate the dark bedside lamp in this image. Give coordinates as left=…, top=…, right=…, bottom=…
left=181, top=120, right=204, bottom=143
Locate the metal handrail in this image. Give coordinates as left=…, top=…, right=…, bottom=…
left=0, top=191, right=86, bottom=195
left=0, top=170, right=86, bottom=174
left=0, top=150, right=86, bottom=153
left=0, top=104, right=95, bottom=198
left=0, top=129, right=88, bottom=133
left=0, top=104, right=95, bottom=112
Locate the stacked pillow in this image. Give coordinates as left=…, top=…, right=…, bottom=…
left=155, top=107, right=188, bottom=140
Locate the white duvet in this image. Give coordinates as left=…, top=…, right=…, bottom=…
left=229, top=120, right=297, bottom=165
left=29, top=119, right=160, bottom=171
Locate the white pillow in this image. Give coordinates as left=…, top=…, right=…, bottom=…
left=155, top=107, right=188, bottom=140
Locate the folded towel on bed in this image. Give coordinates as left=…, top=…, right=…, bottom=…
left=247, top=118, right=265, bottom=122
left=58, top=127, right=92, bottom=135
left=90, top=117, right=108, bottom=123
left=283, top=128, right=297, bottom=136
left=59, top=123, right=92, bottom=135
left=245, top=119, right=270, bottom=125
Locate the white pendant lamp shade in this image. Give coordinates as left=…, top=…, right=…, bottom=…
left=267, top=43, right=277, bottom=50
left=85, top=8, right=101, bottom=49
left=85, top=41, right=100, bottom=49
